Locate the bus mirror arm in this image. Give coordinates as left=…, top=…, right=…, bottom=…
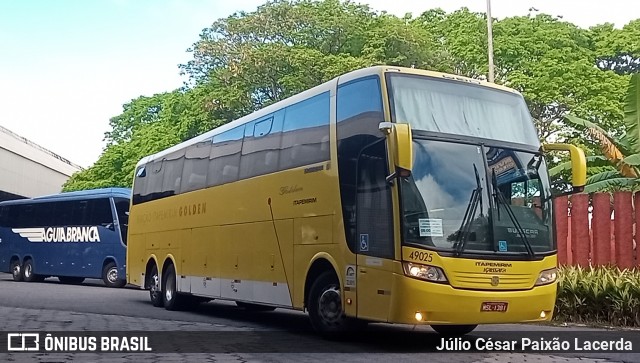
left=385, top=168, right=412, bottom=185
left=385, top=172, right=397, bottom=185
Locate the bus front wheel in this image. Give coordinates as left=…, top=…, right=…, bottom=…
left=308, top=271, right=351, bottom=335
left=149, top=265, right=163, bottom=307
left=103, top=262, right=126, bottom=288
left=430, top=324, right=477, bottom=336
left=10, top=260, right=22, bottom=282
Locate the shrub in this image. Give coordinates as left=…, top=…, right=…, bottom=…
left=555, top=265, right=640, bottom=327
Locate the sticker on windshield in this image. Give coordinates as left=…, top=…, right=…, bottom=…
left=419, top=219, right=443, bottom=237
left=498, top=240, right=508, bottom=252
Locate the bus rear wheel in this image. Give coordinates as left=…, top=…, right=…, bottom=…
left=22, top=259, right=37, bottom=282
left=58, top=276, right=85, bottom=285
left=430, top=324, right=477, bottom=336
left=103, top=262, right=126, bottom=288
left=10, top=260, right=22, bottom=282
left=149, top=265, right=163, bottom=307
left=162, top=264, right=189, bottom=311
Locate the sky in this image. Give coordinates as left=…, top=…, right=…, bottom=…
left=1, top=0, right=639, bottom=168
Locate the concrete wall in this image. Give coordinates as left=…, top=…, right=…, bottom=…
left=0, top=125, right=82, bottom=201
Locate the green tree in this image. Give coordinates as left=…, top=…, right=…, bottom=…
left=413, top=8, right=488, bottom=78
left=552, top=74, right=640, bottom=192
left=63, top=2, right=640, bottom=191
left=181, top=0, right=444, bottom=112
left=413, top=10, right=630, bottom=142
left=590, top=20, right=640, bottom=75
left=63, top=88, right=217, bottom=191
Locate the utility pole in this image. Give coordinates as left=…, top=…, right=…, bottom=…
left=486, top=0, right=495, bottom=82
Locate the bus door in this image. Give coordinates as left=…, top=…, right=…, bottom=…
left=354, top=140, right=395, bottom=322
left=69, top=198, right=114, bottom=277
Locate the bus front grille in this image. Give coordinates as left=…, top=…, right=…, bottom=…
left=448, top=271, right=535, bottom=290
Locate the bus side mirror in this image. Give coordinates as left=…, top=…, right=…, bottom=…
left=543, top=143, right=587, bottom=194
left=379, top=122, right=413, bottom=182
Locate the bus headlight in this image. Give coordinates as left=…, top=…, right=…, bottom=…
left=402, top=262, right=448, bottom=283
left=535, top=268, right=557, bottom=286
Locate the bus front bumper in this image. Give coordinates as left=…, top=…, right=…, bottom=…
left=388, top=274, right=556, bottom=325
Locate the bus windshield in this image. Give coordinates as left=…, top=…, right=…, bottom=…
left=401, top=139, right=554, bottom=255
left=387, top=73, right=540, bottom=146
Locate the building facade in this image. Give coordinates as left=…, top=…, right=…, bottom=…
left=0, top=125, right=82, bottom=202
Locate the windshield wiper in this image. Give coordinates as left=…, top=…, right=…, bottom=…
left=491, top=169, right=535, bottom=258
left=454, top=164, right=483, bottom=256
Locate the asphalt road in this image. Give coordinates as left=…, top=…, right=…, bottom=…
left=0, top=273, right=638, bottom=362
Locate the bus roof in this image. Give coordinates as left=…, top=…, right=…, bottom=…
left=0, top=188, right=131, bottom=206
left=135, top=66, right=522, bottom=168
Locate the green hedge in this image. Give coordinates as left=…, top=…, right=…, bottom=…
left=554, top=266, right=640, bottom=327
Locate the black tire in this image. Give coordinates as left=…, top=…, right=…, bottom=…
left=102, top=262, right=126, bottom=288
left=58, top=276, right=85, bottom=285
left=10, top=260, right=22, bottom=282
left=236, top=301, right=276, bottom=312
left=307, top=271, right=355, bottom=335
left=430, top=324, right=477, bottom=336
left=162, top=264, right=189, bottom=311
left=22, top=259, right=37, bottom=282
left=149, top=265, right=163, bottom=307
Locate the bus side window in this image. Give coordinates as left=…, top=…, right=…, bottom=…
left=240, top=112, right=284, bottom=179
left=280, top=92, right=330, bottom=170
left=144, top=159, right=165, bottom=202
left=33, top=203, right=53, bottom=227
left=208, top=125, right=244, bottom=186
left=15, top=205, right=34, bottom=228
left=73, top=201, right=90, bottom=225
left=161, top=150, right=185, bottom=198
left=181, top=140, right=212, bottom=194
left=336, top=76, right=384, bottom=253
left=132, top=165, right=148, bottom=205
left=6, top=205, right=20, bottom=227
left=85, top=199, right=114, bottom=228
left=113, top=198, right=130, bottom=245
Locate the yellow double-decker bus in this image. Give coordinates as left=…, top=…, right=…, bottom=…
left=126, top=66, right=585, bottom=335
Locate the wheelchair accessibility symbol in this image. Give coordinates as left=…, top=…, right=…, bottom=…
left=359, top=234, right=369, bottom=252
left=498, top=240, right=508, bottom=252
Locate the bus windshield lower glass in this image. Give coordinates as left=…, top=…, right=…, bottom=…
left=387, top=73, right=540, bottom=146
left=401, top=139, right=554, bottom=255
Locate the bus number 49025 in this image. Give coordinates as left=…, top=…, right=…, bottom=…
left=408, top=251, right=433, bottom=263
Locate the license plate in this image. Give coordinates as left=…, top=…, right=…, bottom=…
left=481, top=302, right=508, bottom=312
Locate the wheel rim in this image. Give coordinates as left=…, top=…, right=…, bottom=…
left=107, top=267, right=118, bottom=283
left=24, top=264, right=31, bottom=278
left=165, top=274, right=174, bottom=302
left=12, top=264, right=20, bottom=278
left=150, top=272, right=159, bottom=297
left=318, top=286, right=342, bottom=325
